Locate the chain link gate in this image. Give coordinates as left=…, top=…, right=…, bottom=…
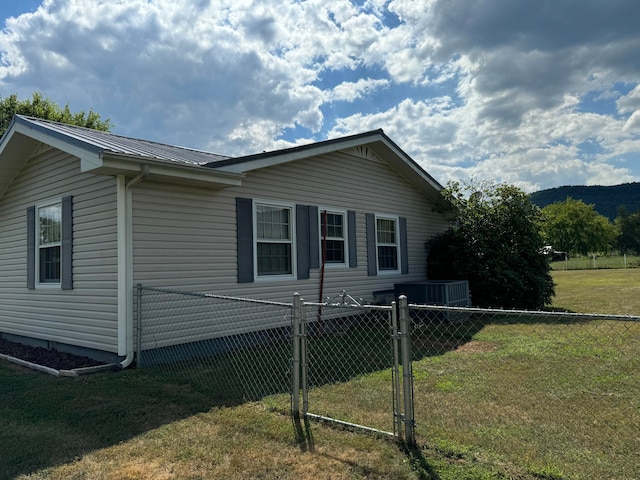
left=291, top=292, right=416, bottom=444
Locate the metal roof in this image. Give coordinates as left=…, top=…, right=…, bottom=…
left=6, top=115, right=443, bottom=199
left=14, top=115, right=230, bottom=166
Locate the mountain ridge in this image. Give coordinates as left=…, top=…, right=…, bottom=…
left=529, top=182, right=640, bottom=221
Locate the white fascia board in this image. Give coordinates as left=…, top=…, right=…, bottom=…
left=216, top=133, right=388, bottom=174
left=215, top=132, right=443, bottom=200
left=12, top=122, right=103, bottom=169
left=371, top=138, right=444, bottom=193
left=98, top=154, right=245, bottom=187
left=0, top=123, right=98, bottom=199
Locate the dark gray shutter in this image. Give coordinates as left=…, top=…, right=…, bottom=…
left=27, top=206, right=35, bottom=289
left=347, top=210, right=357, bottom=268
left=399, top=216, right=408, bottom=275
left=308, top=206, right=319, bottom=269
left=61, top=196, right=74, bottom=290
left=296, top=205, right=310, bottom=280
left=236, top=197, right=254, bottom=283
left=366, top=213, right=377, bottom=276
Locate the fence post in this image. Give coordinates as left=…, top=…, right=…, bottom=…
left=136, top=283, right=143, bottom=368
left=399, top=295, right=415, bottom=446
left=300, top=297, right=309, bottom=419
left=292, top=293, right=302, bottom=420
left=391, top=300, right=403, bottom=439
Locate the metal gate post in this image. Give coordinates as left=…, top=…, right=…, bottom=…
left=300, top=298, right=309, bottom=419
left=391, top=300, right=403, bottom=439
left=399, top=295, right=416, bottom=446
left=291, top=293, right=302, bottom=420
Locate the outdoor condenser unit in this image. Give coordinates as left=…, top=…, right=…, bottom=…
left=394, top=280, right=470, bottom=306
left=394, top=280, right=471, bottom=322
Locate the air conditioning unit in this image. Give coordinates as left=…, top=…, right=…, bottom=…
left=394, top=280, right=471, bottom=322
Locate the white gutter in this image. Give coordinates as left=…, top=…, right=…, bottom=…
left=117, top=167, right=149, bottom=368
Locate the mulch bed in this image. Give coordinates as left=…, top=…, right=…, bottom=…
left=0, top=338, right=105, bottom=370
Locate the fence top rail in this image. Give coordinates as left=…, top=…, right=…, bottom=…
left=303, top=301, right=393, bottom=311
left=138, top=285, right=293, bottom=308
left=408, top=303, right=640, bottom=322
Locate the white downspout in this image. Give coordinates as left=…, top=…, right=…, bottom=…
left=118, top=167, right=148, bottom=369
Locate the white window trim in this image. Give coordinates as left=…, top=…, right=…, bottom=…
left=253, top=200, right=297, bottom=281
left=318, top=207, right=349, bottom=268
left=375, top=213, right=401, bottom=275
left=35, top=198, right=63, bottom=289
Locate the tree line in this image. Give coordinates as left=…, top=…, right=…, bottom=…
left=540, top=198, right=640, bottom=257
left=0, top=92, right=111, bottom=137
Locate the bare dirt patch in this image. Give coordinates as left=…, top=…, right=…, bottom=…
left=0, top=338, right=104, bottom=370
left=455, top=340, right=497, bottom=354
left=413, top=336, right=497, bottom=354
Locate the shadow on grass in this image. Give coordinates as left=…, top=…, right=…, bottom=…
left=403, top=445, right=442, bottom=480
left=0, top=358, right=282, bottom=480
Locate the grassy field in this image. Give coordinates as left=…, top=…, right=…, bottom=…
left=1, top=269, right=638, bottom=479
left=551, top=267, right=640, bottom=315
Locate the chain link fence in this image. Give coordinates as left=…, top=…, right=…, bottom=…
left=408, top=304, right=640, bottom=479
left=136, top=286, right=639, bottom=478
left=136, top=286, right=293, bottom=401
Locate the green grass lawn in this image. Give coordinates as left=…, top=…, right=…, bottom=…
left=1, top=269, right=638, bottom=479
left=551, top=267, right=640, bottom=315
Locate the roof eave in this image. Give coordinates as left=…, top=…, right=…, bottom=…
left=0, top=118, right=102, bottom=199
left=365, top=137, right=444, bottom=201
left=12, top=115, right=104, bottom=163
left=210, top=130, right=387, bottom=173
left=99, top=153, right=244, bottom=188
left=0, top=116, right=244, bottom=194
left=211, top=129, right=444, bottom=201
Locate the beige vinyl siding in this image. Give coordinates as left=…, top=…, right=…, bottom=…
left=0, top=148, right=119, bottom=352
left=233, top=151, right=449, bottom=300
left=132, top=149, right=448, bottom=344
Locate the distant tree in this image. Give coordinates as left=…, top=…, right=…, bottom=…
left=615, top=207, right=640, bottom=255
left=540, top=198, right=617, bottom=256
left=0, top=92, right=111, bottom=137
left=427, top=181, right=555, bottom=310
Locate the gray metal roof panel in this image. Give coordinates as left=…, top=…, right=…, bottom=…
left=15, top=115, right=230, bottom=165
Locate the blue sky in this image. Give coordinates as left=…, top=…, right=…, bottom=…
left=1, top=0, right=639, bottom=191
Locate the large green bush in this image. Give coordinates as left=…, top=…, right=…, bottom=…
left=427, top=182, right=555, bottom=309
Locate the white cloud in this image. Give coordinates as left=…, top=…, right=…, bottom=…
left=327, top=78, right=390, bottom=102
left=617, top=85, right=640, bottom=114
left=0, top=0, right=638, bottom=190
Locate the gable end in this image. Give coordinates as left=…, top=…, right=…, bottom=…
left=340, top=145, right=384, bottom=164
left=31, top=142, right=55, bottom=158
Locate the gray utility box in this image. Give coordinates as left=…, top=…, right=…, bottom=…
left=394, top=280, right=471, bottom=307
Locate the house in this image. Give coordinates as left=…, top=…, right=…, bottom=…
left=0, top=115, right=450, bottom=366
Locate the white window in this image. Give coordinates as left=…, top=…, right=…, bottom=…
left=37, top=202, right=62, bottom=284
left=255, top=202, right=295, bottom=277
left=319, top=209, right=347, bottom=266
left=376, top=215, right=399, bottom=273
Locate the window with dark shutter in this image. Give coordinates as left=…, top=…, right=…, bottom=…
left=27, top=196, right=73, bottom=289
left=367, top=213, right=408, bottom=275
